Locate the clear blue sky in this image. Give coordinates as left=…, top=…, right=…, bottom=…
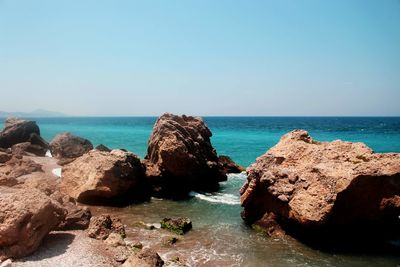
left=1, top=0, right=399, bottom=116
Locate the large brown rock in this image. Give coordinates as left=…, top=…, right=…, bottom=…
left=0, top=187, right=66, bottom=260
left=0, top=118, right=40, bottom=149
left=0, top=156, right=43, bottom=186
left=240, top=130, right=400, bottom=241
left=145, top=113, right=226, bottom=196
left=49, top=132, right=93, bottom=160
left=60, top=149, right=145, bottom=203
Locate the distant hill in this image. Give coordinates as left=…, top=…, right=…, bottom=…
left=0, top=109, right=68, bottom=118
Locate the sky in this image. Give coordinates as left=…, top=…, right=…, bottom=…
left=0, top=0, right=399, bottom=116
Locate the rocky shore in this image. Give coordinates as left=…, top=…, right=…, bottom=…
left=240, top=130, right=400, bottom=248
left=0, top=114, right=241, bottom=266
left=0, top=115, right=399, bottom=266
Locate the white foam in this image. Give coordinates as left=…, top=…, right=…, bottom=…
left=45, top=150, right=52, bottom=157
left=52, top=168, right=62, bottom=178
left=190, top=191, right=240, bottom=205
left=226, top=172, right=247, bottom=180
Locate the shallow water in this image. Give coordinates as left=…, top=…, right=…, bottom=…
left=94, top=174, right=400, bottom=267
left=2, top=116, right=400, bottom=266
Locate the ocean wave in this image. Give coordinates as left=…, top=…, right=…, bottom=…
left=45, top=150, right=52, bottom=157
left=190, top=191, right=240, bottom=205
left=226, top=172, right=247, bottom=180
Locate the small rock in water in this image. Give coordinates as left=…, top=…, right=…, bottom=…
left=160, top=217, right=192, bottom=235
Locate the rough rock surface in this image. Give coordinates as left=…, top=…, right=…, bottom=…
left=0, top=151, right=11, bottom=164
left=51, top=192, right=92, bottom=230
left=240, top=130, right=400, bottom=239
left=0, top=187, right=66, bottom=260
left=87, top=215, right=126, bottom=240
left=11, top=133, right=49, bottom=157
left=0, top=118, right=40, bottom=149
left=122, top=248, right=164, bottom=267
left=49, top=132, right=93, bottom=160
left=218, top=155, right=244, bottom=174
left=145, top=113, right=226, bottom=195
left=60, top=149, right=144, bottom=203
left=0, top=156, right=43, bottom=186
left=160, top=217, right=192, bottom=235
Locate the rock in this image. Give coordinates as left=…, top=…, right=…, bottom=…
left=28, top=133, right=49, bottom=154
left=18, top=173, right=60, bottom=195
left=0, top=152, right=11, bottom=163
left=11, top=133, right=50, bottom=157
left=60, top=149, right=145, bottom=203
left=0, top=156, right=43, bottom=186
left=95, top=144, right=111, bottom=152
left=49, top=132, right=93, bottom=159
left=87, top=215, right=112, bottom=240
left=113, top=246, right=131, bottom=263
left=160, top=217, right=192, bottom=235
left=105, top=233, right=126, bottom=247
left=162, top=236, right=178, bottom=246
left=52, top=192, right=92, bottom=230
left=145, top=113, right=226, bottom=196
left=122, top=248, right=164, bottom=267
left=240, top=130, right=400, bottom=241
left=251, top=212, right=285, bottom=237
left=87, top=215, right=126, bottom=240
left=0, top=118, right=40, bottom=149
left=0, top=187, right=66, bottom=260
left=218, top=155, right=245, bottom=174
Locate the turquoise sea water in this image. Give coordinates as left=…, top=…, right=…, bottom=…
left=3, top=116, right=399, bottom=167
left=2, top=116, right=400, bottom=266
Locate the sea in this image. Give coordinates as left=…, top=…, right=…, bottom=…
left=2, top=116, right=400, bottom=266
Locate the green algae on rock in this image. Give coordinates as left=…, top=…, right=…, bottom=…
left=160, top=217, right=192, bottom=235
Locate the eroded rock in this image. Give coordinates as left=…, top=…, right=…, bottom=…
left=240, top=130, right=400, bottom=241
left=145, top=113, right=226, bottom=196
left=0, top=118, right=40, bottom=149
left=0, top=187, right=66, bottom=260
left=50, top=132, right=93, bottom=160
left=60, top=149, right=145, bottom=203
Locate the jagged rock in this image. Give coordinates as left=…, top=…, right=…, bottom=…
left=145, top=113, right=226, bottom=196
left=240, top=130, right=400, bottom=241
left=87, top=215, right=126, bottom=240
left=218, top=155, right=245, bottom=174
left=60, top=149, right=145, bottom=203
left=0, top=187, right=66, bottom=260
left=0, top=156, right=43, bottom=186
left=0, top=118, right=40, bottom=149
left=50, top=192, right=92, bottom=230
left=160, top=217, right=192, bottom=235
left=49, top=132, right=93, bottom=159
left=0, top=152, right=12, bottom=164
left=11, top=133, right=49, bottom=157
left=122, top=248, right=164, bottom=267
